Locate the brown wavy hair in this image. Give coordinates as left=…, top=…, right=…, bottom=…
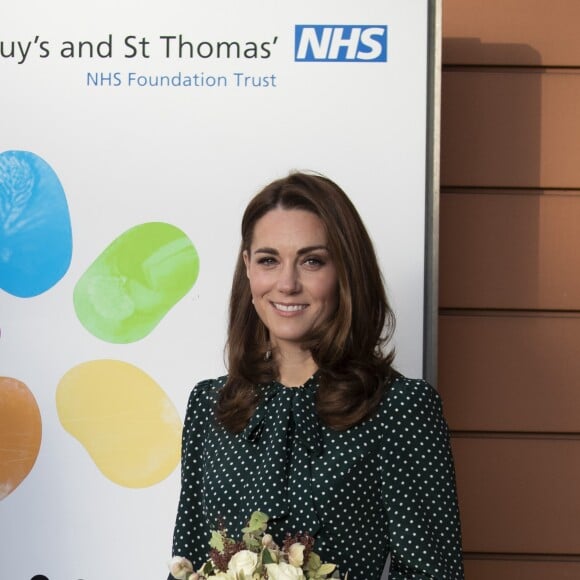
left=216, top=171, right=396, bottom=432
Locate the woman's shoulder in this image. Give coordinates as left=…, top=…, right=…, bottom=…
left=193, top=375, right=228, bottom=393
left=379, top=372, right=443, bottom=422
left=186, top=375, right=228, bottom=408
left=369, top=373, right=449, bottom=449
left=182, top=376, right=228, bottom=434
left=385, top=373, right=440, bottom=404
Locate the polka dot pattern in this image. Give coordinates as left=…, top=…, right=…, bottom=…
left=171, top=375, right=464, bottom=579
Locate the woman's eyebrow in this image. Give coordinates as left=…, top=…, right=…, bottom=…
left=297, top=245, right=329, bottom=255
left=254, top=245, right=329, bottom=256
left=254, top=247, right=279, bottom=255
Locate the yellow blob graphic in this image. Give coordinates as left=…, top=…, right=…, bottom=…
left=0, top=377, right=42, bottom=501
left=56, top=360, right=182, bottom=488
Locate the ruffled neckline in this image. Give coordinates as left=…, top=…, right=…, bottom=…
left=267, top=372, right=320, bottom=392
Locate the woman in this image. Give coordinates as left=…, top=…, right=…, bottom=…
left=170, top=172, right=464, bottom=579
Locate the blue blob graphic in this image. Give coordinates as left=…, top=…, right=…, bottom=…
left=0, top=151, right=72, bottom=297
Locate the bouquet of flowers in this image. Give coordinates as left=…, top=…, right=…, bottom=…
left=169, top=511, right=344, bottom=580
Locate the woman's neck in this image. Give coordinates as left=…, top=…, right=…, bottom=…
left=275, top=344, right=317, bottom=387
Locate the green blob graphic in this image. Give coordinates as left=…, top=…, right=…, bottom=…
left=74, top=222, right=199, bottom=343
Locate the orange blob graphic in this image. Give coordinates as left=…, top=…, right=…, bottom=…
left=56, top=360, right=182, bottom=488
left=0, top=377, right=42, bottom=501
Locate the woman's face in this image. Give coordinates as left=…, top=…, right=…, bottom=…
left=243, top=208, right=338, bottom=352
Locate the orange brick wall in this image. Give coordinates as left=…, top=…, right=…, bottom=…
left=438, top=1, right=580, bottom=578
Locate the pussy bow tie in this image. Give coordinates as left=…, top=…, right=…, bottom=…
left=240, top=381, right=323, bottom=532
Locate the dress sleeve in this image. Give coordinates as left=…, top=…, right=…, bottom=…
left=380, top=380, right=464, bottom=579
left=170, top=380, right=214, bottom=574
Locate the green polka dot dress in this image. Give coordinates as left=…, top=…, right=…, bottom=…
left=170, top=374, right=464, bottom=579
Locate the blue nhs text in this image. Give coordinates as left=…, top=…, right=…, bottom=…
left=86, top=72, right=122, bottom=86
left=294, top=25, right=387, bottom=62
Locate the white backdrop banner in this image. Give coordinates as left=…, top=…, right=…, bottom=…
left=0, top=1, right=432, bottom=578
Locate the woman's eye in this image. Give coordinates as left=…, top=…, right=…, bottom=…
left=257, top=256, right=277, bottom=266
left=303, top=257, right=325, bottom=268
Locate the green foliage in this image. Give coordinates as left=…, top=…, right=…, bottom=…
left=262, top=548, right=277, bottom=565
left=304, top=552, right=337, bottom=579
left=305, top=552, right=321, bottom=572
left=318, top=563, right=337, bottom=576
left=242, top=510, right=269, bottom=533
left=241, top=510, right=269, bottom=551
left=242, top=531, right=262, bottom=551
left=209, top=530, right=225, bottom=552
left=200, top=560, right=214, bottom=576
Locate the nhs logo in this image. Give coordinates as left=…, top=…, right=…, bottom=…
left=295, top=25, right=388, bottom=62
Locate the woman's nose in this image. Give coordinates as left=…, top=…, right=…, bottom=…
left=277, top=264, right=300, bottom=293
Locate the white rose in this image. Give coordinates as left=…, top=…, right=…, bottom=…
left=287, top=543, right=306, bottom=567
left=265, top=562, right=306, bottom=580
left=262, top=533, right=274, bottom=548
left=207, top=573, right=235, bottom=580
left=169, top=556, right=194, bottom=579
left=228, top=549, right=258, bottom=579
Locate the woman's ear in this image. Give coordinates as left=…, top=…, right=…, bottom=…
left=242, top=250, right=250, bottom=278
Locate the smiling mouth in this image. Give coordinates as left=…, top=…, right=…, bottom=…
left=272, top=302, right=308, bottom=312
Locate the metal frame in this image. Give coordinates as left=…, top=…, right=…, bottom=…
left=423, top=0, right=442, bottom=386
